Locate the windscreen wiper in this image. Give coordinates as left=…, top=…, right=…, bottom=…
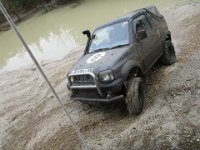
left=92, top=44, right=129, bottom=53
left=93, top=47, right=110, bottom=52
left=108, top=43, right=130, bottom=49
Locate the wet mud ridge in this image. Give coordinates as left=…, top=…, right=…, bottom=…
left=0, top=3, right=200, bottom=150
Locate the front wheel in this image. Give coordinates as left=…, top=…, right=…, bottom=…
left=125, top=77, right=144, bottom=115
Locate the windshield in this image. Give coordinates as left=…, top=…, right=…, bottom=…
left=88, top=21, right=129, bottom=53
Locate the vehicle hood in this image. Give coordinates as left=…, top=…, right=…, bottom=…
left=68, top=45, right=131, bottom=75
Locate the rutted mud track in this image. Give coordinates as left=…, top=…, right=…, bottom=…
left=0, top=3, right=200, bottom=150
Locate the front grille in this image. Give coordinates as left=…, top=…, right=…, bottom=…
left=71, top=75, right=95, bottom=85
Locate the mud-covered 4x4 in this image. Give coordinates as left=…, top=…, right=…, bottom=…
left=67, top=6, right=176, bottom=115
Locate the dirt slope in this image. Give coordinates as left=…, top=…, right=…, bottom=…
left=0, top=3, right=200, bottom=150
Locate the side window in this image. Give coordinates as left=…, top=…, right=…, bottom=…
left=139, top=18, right=151, bottom=30
left=134, top=15, right=150, bottom=41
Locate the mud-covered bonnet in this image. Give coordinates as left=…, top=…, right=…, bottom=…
left=68, top=45, right=131, bottom=75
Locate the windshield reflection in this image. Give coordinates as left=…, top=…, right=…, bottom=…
left=89, top=21, right=129, bottom=53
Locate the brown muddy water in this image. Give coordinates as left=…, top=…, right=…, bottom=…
left=0, top=0, right=199, bottom=72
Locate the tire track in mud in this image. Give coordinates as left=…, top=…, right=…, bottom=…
left=33, top=102, right=131, bottom=150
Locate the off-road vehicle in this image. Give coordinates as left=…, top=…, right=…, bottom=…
left=67, top=6, right=176, bottom=115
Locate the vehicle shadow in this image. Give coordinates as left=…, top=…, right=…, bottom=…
left=81, top=100, right=128, bottom=115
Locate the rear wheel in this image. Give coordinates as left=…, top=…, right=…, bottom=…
left=125, top=77, right=144, bottom=115
left=160, top=40, right=176, bottom=65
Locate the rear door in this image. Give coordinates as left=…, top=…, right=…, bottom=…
left=133, top=15, right=156, bottom=71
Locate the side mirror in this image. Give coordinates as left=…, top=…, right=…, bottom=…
left=82, top=30, right=91, bottom=39
left=136, top=30, right=147, bottom=42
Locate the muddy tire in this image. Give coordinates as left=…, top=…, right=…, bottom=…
left=125, top=77, right=144, bottom=115
left=160, top=40, right=176, bottom=65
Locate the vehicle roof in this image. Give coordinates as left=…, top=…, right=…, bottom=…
left=95, top=6, right=159, bottom=31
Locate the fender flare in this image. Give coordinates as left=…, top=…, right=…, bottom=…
left=121, top=60, right=144, bottom=81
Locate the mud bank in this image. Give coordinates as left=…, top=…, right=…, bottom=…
left=0, top=3, right=200, bottom=150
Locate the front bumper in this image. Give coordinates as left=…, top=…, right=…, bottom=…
left=73, top=95, right=124, bottom=102
left=68, top=72, right=124, bottom=102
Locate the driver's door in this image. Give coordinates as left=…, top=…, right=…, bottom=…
left=133, top=15, right=157, bottom=72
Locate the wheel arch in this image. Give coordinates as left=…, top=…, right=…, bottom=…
left=121, top=60, right=144, bottom=81
left=127, top=67, right=143, bottom=79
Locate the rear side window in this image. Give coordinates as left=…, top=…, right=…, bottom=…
left=134, top=15, right=150, bottom=41
left=134, top=15, right=151, bottom=32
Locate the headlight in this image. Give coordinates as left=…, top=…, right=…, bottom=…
left=70, top=76, right=74, bottom=83
left=99, top=70, right=114, bottom=82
